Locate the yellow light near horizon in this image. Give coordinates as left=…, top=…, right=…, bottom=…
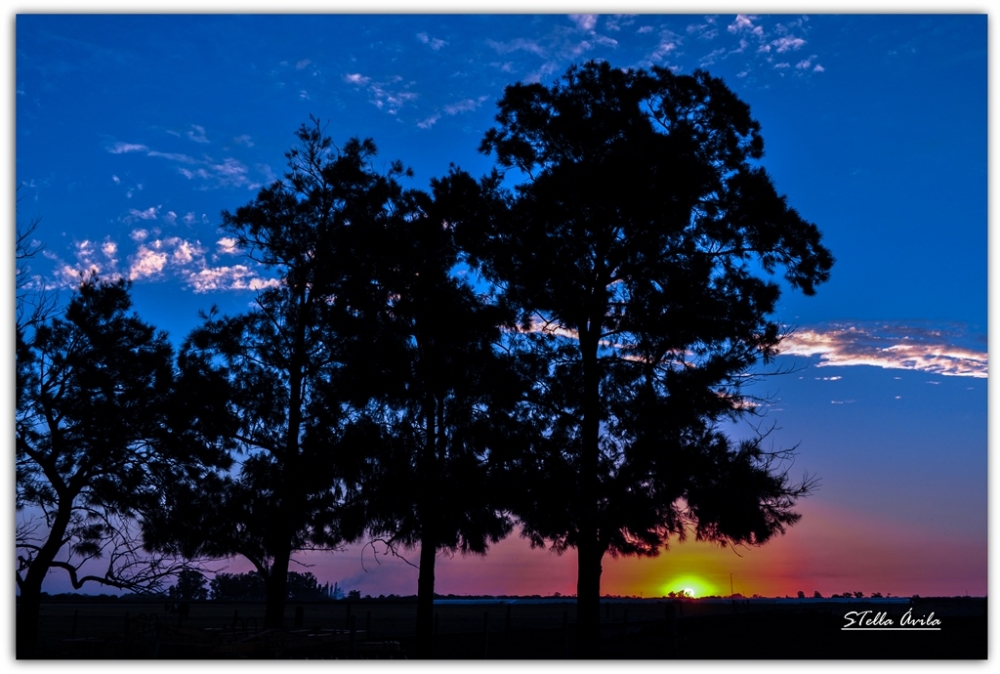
left=660, top=575, right=716, bottom=598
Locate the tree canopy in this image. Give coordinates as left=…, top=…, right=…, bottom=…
left=16, top=277, right=181, bottom=656
left=442, top=60, right=833, bottom=651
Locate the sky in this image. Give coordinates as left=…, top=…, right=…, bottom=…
left=9, top=6, right=989, bottom=600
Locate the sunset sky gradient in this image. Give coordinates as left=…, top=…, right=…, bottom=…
left=11, top=6, right=988, bottom=599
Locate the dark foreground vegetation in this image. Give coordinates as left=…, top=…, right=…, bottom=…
left=24, top=596, right=986, bottom=659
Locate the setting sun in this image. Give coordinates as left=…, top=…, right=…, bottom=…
left=661, top=575, right=716, bottom=598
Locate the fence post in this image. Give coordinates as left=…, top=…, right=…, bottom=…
left=294, top=605, right=304, bottom=629
left=349, top=614, right=357, bottom=658
left=366, top=610, right=372, bottom=640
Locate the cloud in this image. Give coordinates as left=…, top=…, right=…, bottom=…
left=129, top=245, right=169, bottom=280
left=486, top=38, right=547, bottom=58
left=147, top=150, right=200, bottom=163
left=110, top=141, right=268, bottom=191
left=771, top=36, right=806, bottom=53
left=44, top=228, right=277, bottom=294
left=442, top=96, right=488, bottom=116
left=343, top=72, right=371, bottom=85
left=125, top=206, right=161, bottom=223
left=217, top=237, right=240, bottom=254
left=648, top=32, right=682, bottom=62
left=233, top=134, right=255, bottom=147
left=187, top=124, right=210, bottom=143
left=417, top=114, right=441, bottom=129
left=416, top=32, right=447, bottom=50
left=108, top=142, right=149, bottom=154
left=296, top=58, right=312, bottom=70
left=186, top=265, right=280, bottom=293
left=779, top=322, right=987, bottom=379
left=728, top=14, right=763, bottom=37
left=569, top=14, right=598, bottom=32
left=177, top=157, right=254, bottom=189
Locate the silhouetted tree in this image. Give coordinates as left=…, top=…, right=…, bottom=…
left=142, top=119, right=414, bottom=629
left=448, top=61, right=833, bottom=653
left=354, top=190, right=531, bottom=655
left=169, top=569, right=209, bottom=601
left=210, top=571, right=266, bottom=601
left=16, top=277, right=181, bottom=656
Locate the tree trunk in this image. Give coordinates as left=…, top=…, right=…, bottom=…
left=17, top=497, right=73, bottom=658
left=263, top=547, right=291, bottom=629
left=16, top=576, right=44, bottom=658
left=414, top=392, right=439, bottom=657
left=576, top=326, right=603, bottom=656
left=576, top=538, right=604, bottom=657
left=415, top=528, right=437, bottom=657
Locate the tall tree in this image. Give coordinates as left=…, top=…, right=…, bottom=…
left=142, top=119, right=413, bottom=629
left=356, top=197, right=528, bottom=655
left=449, top=61, right=833, bottom=653
left=16, top=277, right=180, bottom=657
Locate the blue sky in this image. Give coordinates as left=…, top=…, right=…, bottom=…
left=10, top=7, right=989, bottom=598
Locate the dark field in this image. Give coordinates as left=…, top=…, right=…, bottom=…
left=24, top=596, right=987, bottom=659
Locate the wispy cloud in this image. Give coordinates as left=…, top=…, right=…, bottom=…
left=109, top=140, right=267, bottom=190
left=187, top=124, right=210, bottom=143
left=569, top=14, right=598, bottom=32
left=769, top=36, right=807, bottom=53
left=343, top=72, right=419, bottom=115
left=108, top=142, right=149, bottom=154
left=780, top=322, right=987, bottom=378
left=486, top=37, right=547, bottom=58
left=728, top=14, right=763, bottom=37
left=416, top=32, right=447, bottom=50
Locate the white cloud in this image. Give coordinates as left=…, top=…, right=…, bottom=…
left=147, top=151, right=200, bottom=164
left=108, top=142, right=149, bottom=154
left=486, top=38, right=547, bottom=58
left=186, top=265, right=280, bottom=293
left=417, top=114, right=441, bottom=129
left=187, top=124, right=210, bottom=143
left=728, top=14, right=763, bottom=36
left=416, top=32, right=447, bottom=50
left=780, top=323, right=988, bottom=379
left=343, top=73, right=371, bottom=86
left=129, top=246, right=168, bottom=280
left=217, top=237, right=240, bottom=255
left=126, top=206, right=160, bottom=223
left=296, top=58, right=312, bottom=70
left=771, top=36, right=806, bottom=53
left=443, top=96, right=488, bottom=116
left=569, top=14, right=598, bottom=32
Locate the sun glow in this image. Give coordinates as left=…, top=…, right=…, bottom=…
left=661, top=575, right=716, bottom=598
